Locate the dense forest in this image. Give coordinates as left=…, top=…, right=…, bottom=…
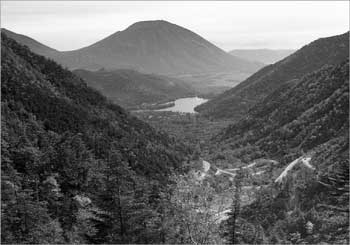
left=1, top=33, right=196, bottom=243
left=219, top=60, right=349, bottom=158
left=215, top=60, right=349, bottom=244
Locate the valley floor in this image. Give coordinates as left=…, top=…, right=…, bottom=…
left=133, top=111, right=232, bottom=150
left=133, top=110, right=350, bottom=245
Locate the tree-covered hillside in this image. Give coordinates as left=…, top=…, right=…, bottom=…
left=1, top=33, right=190, bottom=243
left=74, top=69, right=195, bottom=109
left=219, top=60, right=349, bottom=159
left=196, top=32, right=349, bottom=119
left=217, top=60, right=349, bottom=244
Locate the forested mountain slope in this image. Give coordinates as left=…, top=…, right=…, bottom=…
left=218, top=60, right=349, bottom=244
left=1, top=33, right=190, bottom=244
left=196, top=32, right=349, bottom=119
left=219, top=60, right=349, bottom=157
left=74, top=69, right=195, bottom=109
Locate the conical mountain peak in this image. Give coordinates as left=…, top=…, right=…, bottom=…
left=126, top=20, right=174, bottom=30
left=3, top=21, right=263, bottom=75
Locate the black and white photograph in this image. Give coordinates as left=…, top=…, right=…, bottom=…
left=1, top=0, right=349, bottom=244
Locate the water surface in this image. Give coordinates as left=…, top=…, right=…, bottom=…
left=156, top=97, right=208, bottom=113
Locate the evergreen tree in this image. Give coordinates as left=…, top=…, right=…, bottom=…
left=226, top=168, right=245, bottom=244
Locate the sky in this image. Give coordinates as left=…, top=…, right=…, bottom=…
left=1, top=1, right=349, bottom=51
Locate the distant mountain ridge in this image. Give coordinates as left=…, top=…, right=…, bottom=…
left=1, top=28, right=60, bottom=57
left=74, top=68, right=196, bottom=109
left=229, top=49, right=295, bottom=64
left=196, top=32, right=349, bottom=118
left=1, top=21, right=263, bottom=76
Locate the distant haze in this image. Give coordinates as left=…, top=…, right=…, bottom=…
left=1, top=1, right=349, bottom=51
left=229, top=49, right=296, bottom=64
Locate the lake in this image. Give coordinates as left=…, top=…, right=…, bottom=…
left=156, top=97, right=208, bottom=113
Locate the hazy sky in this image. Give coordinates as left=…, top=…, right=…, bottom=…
left=1, top=1, right=349, bottom=51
